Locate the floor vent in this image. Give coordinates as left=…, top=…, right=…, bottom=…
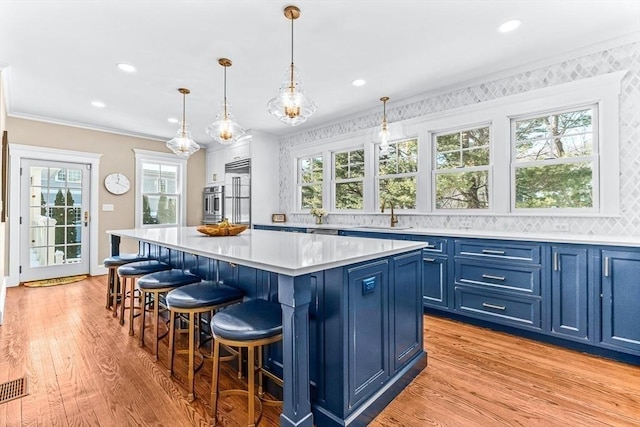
left=0, top=376, right=29, bottom=404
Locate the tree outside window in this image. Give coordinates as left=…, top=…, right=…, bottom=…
left=334, top=148, right=364, bottom=210
left=513, top=107, right=595, bottom=209
left=298, top=155, right=323, bottom=210
left=377, top=138, right=418, bottom=209
left=434, top=126, right=490, bottom=210
left=141, top=162, right=179, bottom=225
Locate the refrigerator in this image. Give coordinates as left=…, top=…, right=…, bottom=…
left=224, top=158, right=251, bottom=225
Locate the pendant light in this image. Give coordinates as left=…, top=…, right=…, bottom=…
left=206, top=58, right=246, bottom=145
left=267, top=5, right=317, bottom=126
left=379, top=96, right=390, bottom=154
left=166, top=88, right=200, bottom=158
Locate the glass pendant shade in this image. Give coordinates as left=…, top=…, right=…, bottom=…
left=267, top=64, right=317, bottom=126
left=206, top=100, right=246, bottom=145
left=267, top=5, right=316, bottom=126
left=167, top=122, right=200, bottom=158
left=207, top=58, right=245, bottom=145
left=166, top=88, right=200, bottom=159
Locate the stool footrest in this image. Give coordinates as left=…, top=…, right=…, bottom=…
left=219, top=390, right=263, bottom=425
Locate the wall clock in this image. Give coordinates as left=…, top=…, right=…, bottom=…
left=104, top=172, right=131, bottom=195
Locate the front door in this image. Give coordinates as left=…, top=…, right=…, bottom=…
left=20, top=159, right=91, bottom=282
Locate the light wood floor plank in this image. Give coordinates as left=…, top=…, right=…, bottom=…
left=1, top=276, right=638, bottom=427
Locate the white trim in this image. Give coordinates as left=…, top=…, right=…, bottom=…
left=7, top=144, right=102, bottom=286
left=133, top=148, right=187, bottom=228
left=0, top=276, right=6, bottom=325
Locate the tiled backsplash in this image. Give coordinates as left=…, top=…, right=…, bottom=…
left=279, top=41, right=640, bottom=238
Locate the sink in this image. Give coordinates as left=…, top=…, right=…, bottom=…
left=357, top=225, right=413, bottom=230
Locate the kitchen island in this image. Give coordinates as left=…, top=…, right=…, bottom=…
left=108, top=227, right=427, bottom=427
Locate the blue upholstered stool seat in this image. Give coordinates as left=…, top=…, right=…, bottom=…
left=210, top=299, right=282, bottom=341
left=166, top=282, right=244, bottom=310
left=210, top=299, right=284, bottom=426
left=117, top=260, right=171, bottom=334
left=103, top=254, right=148, bottom=312
left=117, top=260, right=171, bottom=276
left=104, top=253, right=148, bottom=267
left=165, top=281, right=244, bottom=402
left=137, top=270, right=202, bottom=360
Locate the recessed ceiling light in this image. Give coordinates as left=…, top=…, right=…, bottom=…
left=498, top=19, right=522, bottom=33
left=167, top=118, right=179, bottom=124
left=117, top=63, right=136, bottom=73
left=352, top=79, right=366, bottom=87
left=91, top=100, right=106, bottom=108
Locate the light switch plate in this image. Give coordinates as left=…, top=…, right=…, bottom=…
left=102, top=204, right=114, bottom=212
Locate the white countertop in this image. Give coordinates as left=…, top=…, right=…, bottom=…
left=256, top=223, right=640, bottom=247
left=108, top=227, right=427, bottom=276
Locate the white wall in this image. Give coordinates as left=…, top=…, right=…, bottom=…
left=278, top=40, right=640, bottom=238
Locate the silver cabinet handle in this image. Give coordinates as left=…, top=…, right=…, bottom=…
left=482, top=274, right=505, bottom=281
left=604, top=256, right=609, bottom=277
left=482, top=302, right=506, bottom=311
left=553, top=252, right=559, bottom=271
left=482, top=249, right=505, bottom=255
left=425, top=244, right=437, bottom=249
left=423, top=257, right=436, bottom=262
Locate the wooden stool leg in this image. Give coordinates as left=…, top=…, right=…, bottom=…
left=106, top=267, right=114, bottom=309
left=187, top=312, right=196, bottom=402
left=128, top=278, right=137, bottom=336
left=119, top=276, right=127, bottom=325
left=167, top=311, right=176, bottom=376
left=152, top=291, right=161, bottom=361
left=211, top=338, right=221, bottom=421
left=139, top=290, right=147, bottom=346
left=248, top=345, right=255, bottom=427
left=112, top=272, right=121, bottom=317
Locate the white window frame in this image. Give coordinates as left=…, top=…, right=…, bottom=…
left=511, top=104, right=599, bottom=213
left=375, top=137, right=419, bottom=212
left=134, top=149, right=187, bottom=228
left=432, top=124, right=492, bottom=212
left=296, top=152, right=324, bottom=212
left=332, top=146, right=365, bottom=211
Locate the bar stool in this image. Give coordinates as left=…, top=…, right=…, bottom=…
left=137, top=269, right=202, bottom=361
left=210, top=299, right=283, bottom=427
left=103, top=254, right=148, bottom=315
left=117, top=260, right=171, bottom=335
left=165, top=281, right=244, bottom=401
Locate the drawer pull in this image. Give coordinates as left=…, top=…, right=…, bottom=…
left=604, top=256, right=609, bottom=277
left=482, top=249, right=506, bottom=255
left=482, top=274, right=506, bottom=281
left=425, top=244, right=437, bottom=249
left=482, top=302, right=506, bottom=311
left=423, top=257, right=436, bottom=262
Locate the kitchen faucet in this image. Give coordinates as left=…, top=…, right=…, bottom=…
left=381, top=199, right=399, bottom=227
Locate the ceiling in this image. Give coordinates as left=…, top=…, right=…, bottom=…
left=1, top=1, right=639, bottom=149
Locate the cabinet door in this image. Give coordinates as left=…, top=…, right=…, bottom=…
left=206, top=149, right=226, bottom=183
left=391, top=251, right=423, bottom=371
left=550, top=245, right=589, bottom=341
left=601, top=250, right=640, bottom=354
left=346, top=260, right=390, bottom=409
left=422, top=254, right=448, bottom=309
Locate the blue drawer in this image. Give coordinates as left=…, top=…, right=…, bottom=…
left=411, top=236, right=447, bottom=254
left=455, top=240, right=541, bottom=263
left=455, top=261, right=540, bottom=295
left=455, top=286, right=541, bottom=329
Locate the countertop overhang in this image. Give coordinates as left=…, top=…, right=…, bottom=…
left=108, top=227, right=427, bottom=276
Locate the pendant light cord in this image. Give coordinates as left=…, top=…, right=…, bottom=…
left=289, top=13, right=295, bottom=93
left=223, top=65, right=228, bottom=120
left=182, top=92, right=187, bottom=135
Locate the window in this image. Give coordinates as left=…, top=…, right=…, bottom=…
left=134, top=149, right=187, bottom=228
left=377, top=138, right=418, bottom=209
left=434, top=126, right=490, bottom=210
left=513, top=106, right=596, bottom=210
left=333, top=148, right=364, bottom=210
left=298, top=154, right=323, bottom=210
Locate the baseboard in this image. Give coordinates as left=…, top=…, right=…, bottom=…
left=0, top=276, right=7, bottom=325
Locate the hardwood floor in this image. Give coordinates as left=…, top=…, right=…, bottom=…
left=1, top=276, right=638, bottom=426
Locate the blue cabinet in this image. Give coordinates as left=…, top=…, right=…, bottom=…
left=453, top=239, right=543, bottom=331
left=600, top=249, right=640, bottom=355
left=421, top=254, right=448, bottom=309
left=550, top=245, right=590, bottom=342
